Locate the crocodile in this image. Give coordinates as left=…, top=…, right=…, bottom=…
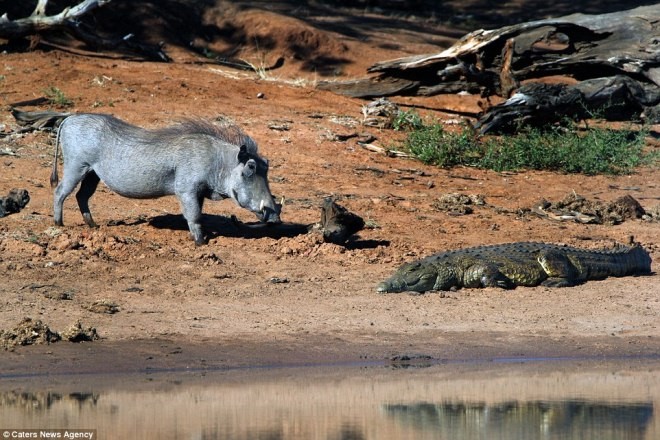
left=377, top=242, right=652, bottom=293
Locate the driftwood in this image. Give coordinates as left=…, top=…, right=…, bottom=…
left=358, top=142, right=410, bottom=158
left=1, top=109, right=70, bottom=136
left=0, top=0, right=107, bottom=38
left=475, top=76, right=660, bottom=133
left=318, top=5, right=660, bottom=133
left=11, top=108, right=70, bottom=128
left=0, top=0, right=170, bottom=62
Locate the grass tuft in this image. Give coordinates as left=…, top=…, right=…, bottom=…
left=44, top=86, right=73, bottom=108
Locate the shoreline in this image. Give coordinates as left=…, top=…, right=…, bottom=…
left=2, top=332, right=659, bottom=381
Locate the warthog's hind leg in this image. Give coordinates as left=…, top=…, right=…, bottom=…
left=53, top=172, right=85, bottom=226
left=178, top=191, right=206, bottom=245
left=76, top=171, right=101, bottom=228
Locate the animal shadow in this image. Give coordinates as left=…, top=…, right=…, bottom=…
left=343, top=237, right=390, bottom=250
left=147, top=213, right=309, bottom=240
left=146, top=214, right=389, bottom=248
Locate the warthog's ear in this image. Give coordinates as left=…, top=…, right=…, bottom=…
left=238, top=145, right=250, bottom=164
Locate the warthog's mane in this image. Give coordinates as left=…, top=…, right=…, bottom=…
left=151, top=119, right=259, bottom=154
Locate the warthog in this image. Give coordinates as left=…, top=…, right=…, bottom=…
left=51, top=113, right=281, bottom=245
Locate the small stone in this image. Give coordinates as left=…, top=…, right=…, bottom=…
left=87, top=300, right=120, bottom=314
left=61, top=321, right=99, bottom=342
left=269, top=277, right=289, bottom=284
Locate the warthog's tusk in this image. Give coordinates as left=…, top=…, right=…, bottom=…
left=260, top=200, right=265, bottom=211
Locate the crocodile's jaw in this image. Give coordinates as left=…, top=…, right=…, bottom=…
left=376, top=281, right=396, bottom=293
left=376, top=276, right=421, bottom=293
left=376, top=262, right=438, bottom=293
left=377, top=277, right=437, bottom=293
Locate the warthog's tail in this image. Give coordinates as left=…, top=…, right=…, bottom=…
left=50, top=117, right=66, bottom=188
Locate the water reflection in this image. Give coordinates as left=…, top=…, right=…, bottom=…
left=0, top=391, right=99, bottom=412
left=385, top=400, right=654, bottom=440
left=1, top=359, right=658, bottom=440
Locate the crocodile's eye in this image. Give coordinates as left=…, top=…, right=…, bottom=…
left=402, top=263, right=416, bottom=274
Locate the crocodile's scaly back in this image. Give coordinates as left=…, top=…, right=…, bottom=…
left=377, top=242, right=652, bottom=293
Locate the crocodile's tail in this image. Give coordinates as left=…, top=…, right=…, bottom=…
left=599, top=244, right=653, bottom=278
left=626, top=244, right=652, bottom=274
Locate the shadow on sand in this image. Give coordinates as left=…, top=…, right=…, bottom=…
left=146, top=213, right=389, bottom=249
left=148, top=213, right=308, bottom=240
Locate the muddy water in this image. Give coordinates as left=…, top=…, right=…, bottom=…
left=1, top=358, right=658, bottom=440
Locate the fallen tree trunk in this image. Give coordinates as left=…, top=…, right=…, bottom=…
left=0, top=0, right=109, bottom=38
left=0, top=0, right=170, bottom=62
left=475, top=75, right=660, bottom=134
left=318, top=5, right=660, bottom=132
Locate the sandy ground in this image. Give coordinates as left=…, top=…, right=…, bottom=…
left=0, top=1, right=658, bottom=376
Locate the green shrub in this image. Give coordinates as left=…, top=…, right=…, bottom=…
left=479, top=125, right=650, bottom=175
left=395, top=111, right=481, bottom=167
left=392, top=109, right=424, bottom=131
left=394, top=110, right=655, bottom=175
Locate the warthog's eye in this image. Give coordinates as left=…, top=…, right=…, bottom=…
left=243, top=159, right=256, bottom=177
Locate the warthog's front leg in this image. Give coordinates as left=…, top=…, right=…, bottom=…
left=177, top=191, right=206, bottom=245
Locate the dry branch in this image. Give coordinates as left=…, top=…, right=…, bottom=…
left=318, top=5, right=660, bottom=132
left=0, top=0, right=110, bottom=38
left=0, top=0, right=170, bottom=62
left=364, top=4, right=660, bottom=87
left=358, top=142, right=410, bottom=158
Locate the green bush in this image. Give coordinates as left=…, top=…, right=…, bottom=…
left=394, top=110, right=655, bottom=175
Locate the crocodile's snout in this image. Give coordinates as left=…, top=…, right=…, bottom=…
left=376, top=262, right=439, bottom=293
left=376, top=282, right=392, bottom=293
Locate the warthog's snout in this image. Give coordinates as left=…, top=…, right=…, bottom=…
left=258, top=201, right=282, bottom=224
